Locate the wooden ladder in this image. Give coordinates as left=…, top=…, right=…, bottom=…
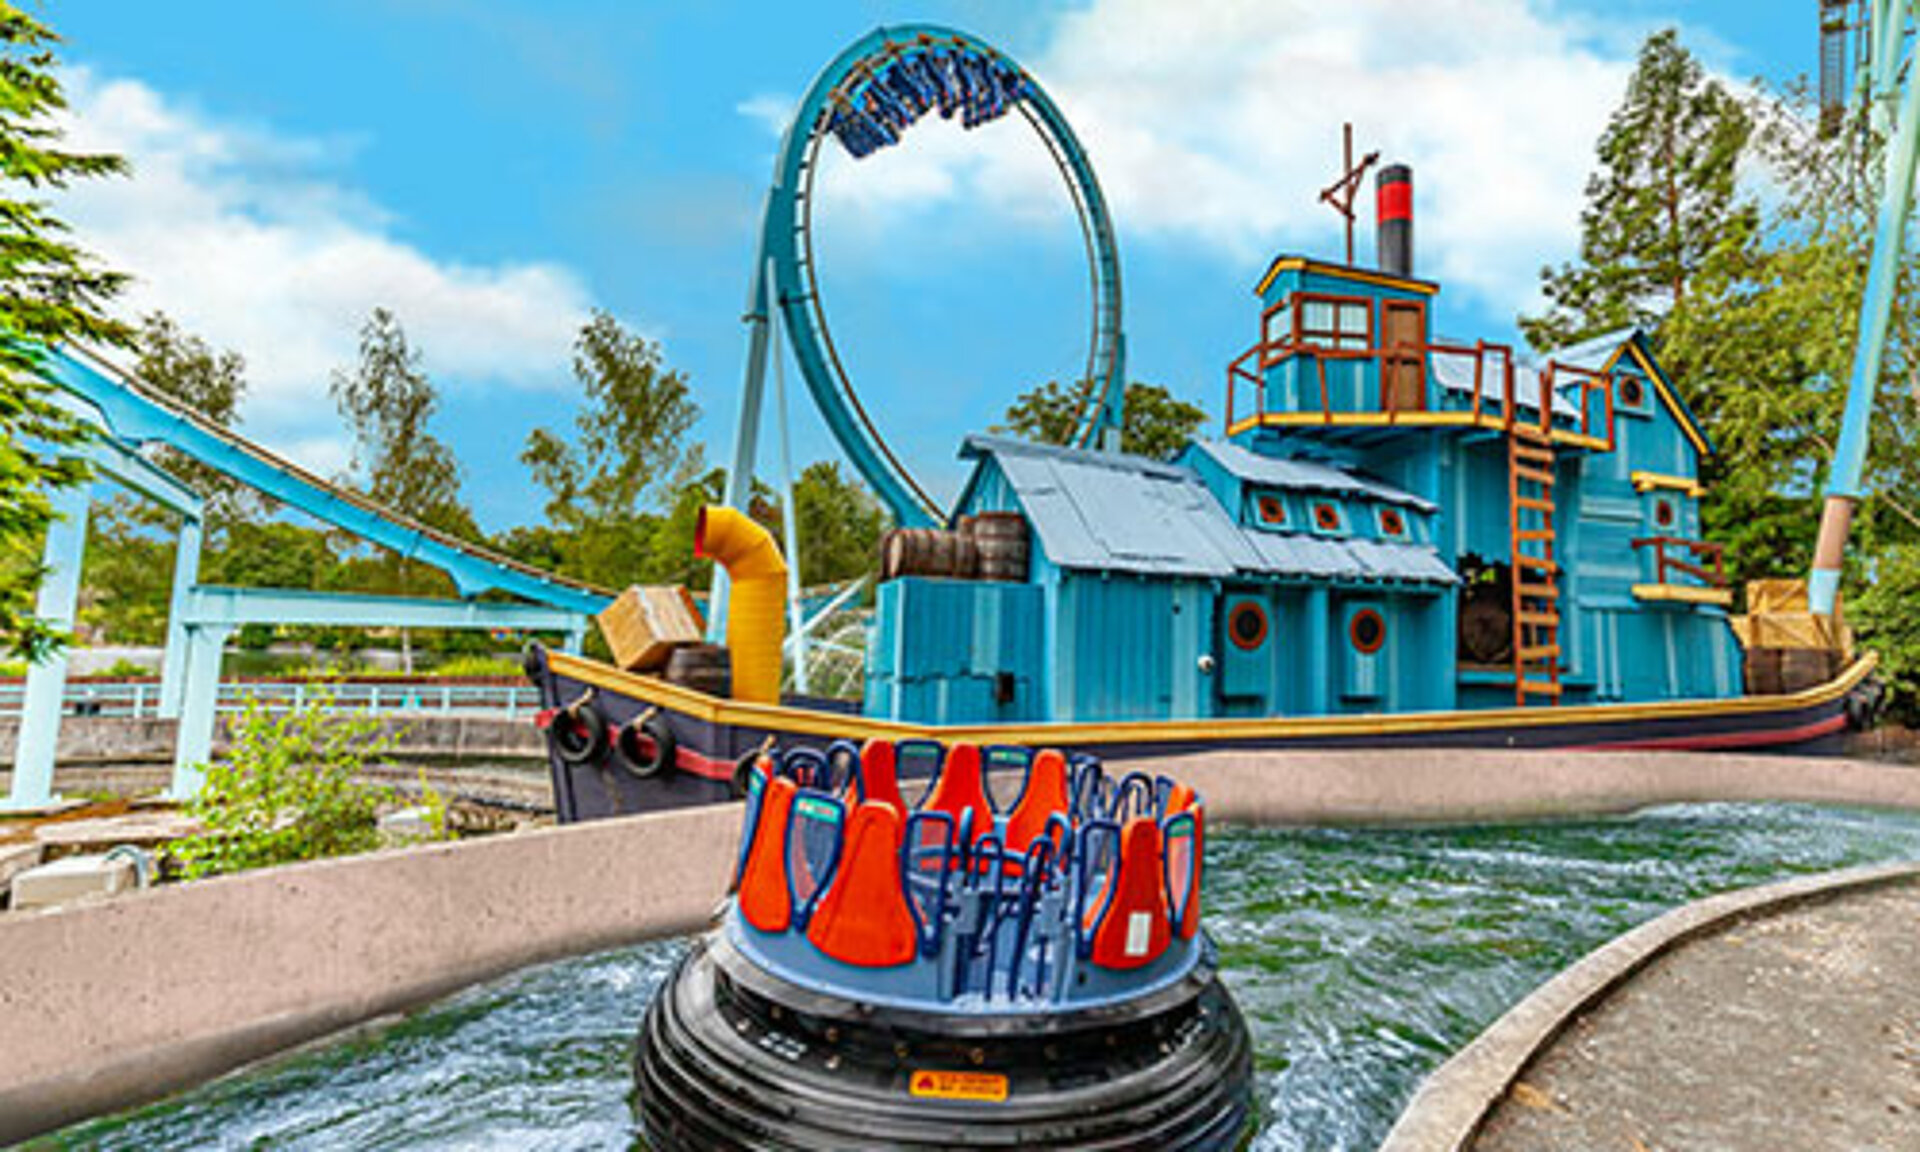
left=1507, top=426, right=1562, bottom=705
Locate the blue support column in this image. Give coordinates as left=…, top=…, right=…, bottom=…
left=157, top=515, right=202, bottom=719
left=169, top=622, right=230, bottom=800
left=5, top=480, right=91, bottom=811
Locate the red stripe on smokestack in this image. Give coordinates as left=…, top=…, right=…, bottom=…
left=1375, top=163, right=1413, bottom=278
left=1377, top=179, right=1411, bottom=223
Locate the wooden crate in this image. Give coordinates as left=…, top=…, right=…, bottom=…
left=595, top=585, right=705, bottom=672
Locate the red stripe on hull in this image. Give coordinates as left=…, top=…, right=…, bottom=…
left=1572, top=713, right=1847, bottom=753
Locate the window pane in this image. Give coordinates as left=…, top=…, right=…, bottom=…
left=1303, top=301, right=1333, bottom=333
left=1338, top=303, right=1369, bottom=335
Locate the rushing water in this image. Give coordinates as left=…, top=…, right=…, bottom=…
left=53, top=803, right=1920, bottom=1151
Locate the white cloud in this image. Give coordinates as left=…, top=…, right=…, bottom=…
left=52, top=70, right=597, bottom=452
left=736, top=92, right=797, bottom=138
left=795, top=0, right=1658, bottom=317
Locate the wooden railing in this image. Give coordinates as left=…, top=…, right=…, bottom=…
left=1631, top=536, right=1728, bottom=588
left=1224, top=328, right=1618, bottom=450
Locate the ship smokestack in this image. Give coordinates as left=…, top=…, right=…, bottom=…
left=1376, top=163, right=1413, bottom=278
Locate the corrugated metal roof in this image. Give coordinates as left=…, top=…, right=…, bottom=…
left=1192, top=439, right=1437, bottom=512
left=1543, top=326, right=1638, bottom=373
left=961, top=436, right=1456, bottom=585
left=966, top=436, right=1255, bottom=577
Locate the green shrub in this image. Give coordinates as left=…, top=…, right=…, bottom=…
left=1854, top=544, right=1920, bottom=726
left=172, top=687, right=402, bottom=878
left=97, top=657, right=151, bottom=679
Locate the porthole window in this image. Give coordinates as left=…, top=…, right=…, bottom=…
left=1349, top=608, right=1386, bottom=655
left=1619, top=375, right=1646, bottom=408
left=1654, top=499, right=1675, bottom=529
left=1256, top=495, right=1287, bottom=525
left=1228, top=601, right=1269, bottom=651
left=1313, top=502, right=1344, bottom=532
left=1378, top=507, right=1406, bottom=538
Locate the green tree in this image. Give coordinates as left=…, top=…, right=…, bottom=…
left=995, top=380, right=1208, bottom=460
left=0, top=4, right=132, bottom=660
left=331, top=307, right=474, bottom=538
left=520, top=311, right=701, bottom=587
left=331, top=308, right=474, bottom=669
left=131, top=311, right=252, bottom=526
left=1659, top=79, right=1920, bottom=594
left=1522, top=29, right=1757, bottom=351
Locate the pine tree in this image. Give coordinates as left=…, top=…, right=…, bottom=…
left=1521, top=29, right=1757, bottom=351
left=0, top=4, right=132, bottom=660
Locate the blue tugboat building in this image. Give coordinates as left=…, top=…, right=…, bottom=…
left=867, top=222, right=1741, bottom=725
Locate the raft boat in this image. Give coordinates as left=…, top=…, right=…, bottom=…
left=634, top=738, right=1253, bottom=1150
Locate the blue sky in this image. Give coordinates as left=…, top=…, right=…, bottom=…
left=52, top=2, right=1816, bottom=533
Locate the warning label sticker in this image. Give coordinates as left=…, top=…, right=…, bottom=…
left=908, top=1069, right=1009, bottom=1102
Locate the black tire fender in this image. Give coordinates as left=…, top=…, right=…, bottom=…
left=731, top=751, right=763, bottom=800
left=617, top=714, right=677, bottom=779
left=550, top=699, right=609, bottom=766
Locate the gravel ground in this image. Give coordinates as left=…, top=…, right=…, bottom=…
left=1474, top=878, right=1920, bottom=1152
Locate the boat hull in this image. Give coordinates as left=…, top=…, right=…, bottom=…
left=524, top=647, right=1878, bottom=822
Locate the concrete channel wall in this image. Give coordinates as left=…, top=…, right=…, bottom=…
left=4, top=748, right=1920, bottom=1143
left=0, top=804, right=740, bottom=1145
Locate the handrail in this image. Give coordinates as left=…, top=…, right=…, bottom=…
left=0, top=678, right=541, bottom=720
left=1632, top=535, right=1728, bottom=588
left=1223, top=332, right=1621, bottom=451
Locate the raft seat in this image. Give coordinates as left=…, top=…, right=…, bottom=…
left=738, top=774, right=798, bottom=933
left=806, top=801, right=917, bottom=968
left=923, top=741, right=993, bottom=838
left=851, top=738, right=906, bottom=817
left=1089, top=816, right=1171, bottom=970
left=1004, top=748, right=1070, bottom=856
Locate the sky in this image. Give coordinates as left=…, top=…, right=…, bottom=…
left=49, top=1, right=1819, bottom=533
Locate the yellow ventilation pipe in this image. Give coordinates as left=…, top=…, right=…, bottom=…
left=695, top=504, right=789, bottom=705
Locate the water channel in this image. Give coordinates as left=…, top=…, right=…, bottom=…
left=53, top=802, right=1920, bottom=1151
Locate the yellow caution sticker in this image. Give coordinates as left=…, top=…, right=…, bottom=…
left=908, top=1069, right=1009, bottom=1102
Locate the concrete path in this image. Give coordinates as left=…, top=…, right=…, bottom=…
left=1473, top=876, right=1920, bottom=1152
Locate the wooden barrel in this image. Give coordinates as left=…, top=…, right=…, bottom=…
left=664, top=643, right=732, bottom=698
left=1779, top=647, right=1838, bottom=693
left=970, top=512, right=1030, bottom=582
left=952, top=533, right=980, bottom=579
left=1743, top=647, right=1783, bottom=695
left=881, top=528, right=973, bottom=581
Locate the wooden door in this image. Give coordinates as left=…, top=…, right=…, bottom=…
left=1381, top=300, right=1426, bottom=413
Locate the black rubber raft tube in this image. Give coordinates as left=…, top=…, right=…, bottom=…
left=636, top=931, right=1255, bottom=1150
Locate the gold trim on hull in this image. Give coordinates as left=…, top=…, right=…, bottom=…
left=544, top=651, right=1876, bottom=747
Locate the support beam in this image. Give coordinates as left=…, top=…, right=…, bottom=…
left=169, top=623, right=230, bottom=799
left=1811, top=0, right=1920, bottom=614
left=166, top=585, right=588, bottom=800
left=158, top=516, right=202, bottom=719
left=181, top=585, right=587, bottom=633
left=713, top=259, right=776, bottom=643
left=5, top=482, right=91, bottom=811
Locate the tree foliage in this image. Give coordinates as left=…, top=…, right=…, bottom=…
left=331, top=307, right=475, bottom=540
left=523, top=311, right=701, bottom=528
left=131, top=311, right=252, bottom=526
left=0, top=4, right=132, bottom=660
left=1522, top=29, right=1757, bottom=351
left=995, top=380, right=1208, bottom=460
left=517, top=311, right=702, bottom=588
